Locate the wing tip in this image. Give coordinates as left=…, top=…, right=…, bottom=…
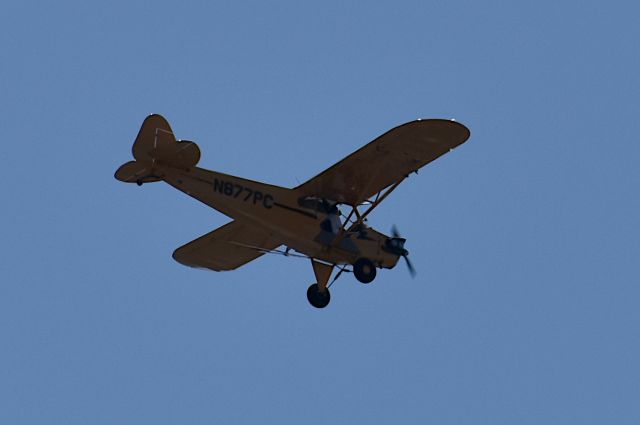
left=415, top=118, right=471, bottom=148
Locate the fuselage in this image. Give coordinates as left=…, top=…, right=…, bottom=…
left=160, top=165, right=400, bottom=268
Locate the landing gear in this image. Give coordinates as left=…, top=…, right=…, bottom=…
left=353, top=258, right=376, bottom=284
left=136, top=179, right=143, bottom=186
left=307, top=283, right=331, bottom=308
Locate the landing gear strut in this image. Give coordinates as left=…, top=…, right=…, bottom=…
left=307, top=259, right=334, bottom=308
left=307, top=283, right=331, bottom=308
left=353, top=258, right=376, bottom=284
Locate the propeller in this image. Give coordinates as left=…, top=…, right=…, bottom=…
left=401, top=250, right=416, bottom=277
left=390, top=225, right=416, bottom=278
left=391, top=225, right=401, bottom=239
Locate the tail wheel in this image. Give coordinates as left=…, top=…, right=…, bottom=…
left=353, top=258, right=376, bottom=284
left=307, top=283, right=331, bottom=308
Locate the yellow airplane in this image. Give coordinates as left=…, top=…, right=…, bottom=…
left=115, top=115, right=470, bottom=308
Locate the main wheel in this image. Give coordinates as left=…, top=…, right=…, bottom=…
left=307, top=283, right=331, bottom=308
left=353, top=258, right=376, bottom=284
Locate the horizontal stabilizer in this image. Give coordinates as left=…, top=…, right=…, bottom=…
left=114, top=160, right=161, bottom=184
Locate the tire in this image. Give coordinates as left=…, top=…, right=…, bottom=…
left=307, top=283, right=331, bottom=308
left=353, top=258, right=376, bottom=284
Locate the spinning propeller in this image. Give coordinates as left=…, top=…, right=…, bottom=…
left=387, top=225, right=416, bottom=277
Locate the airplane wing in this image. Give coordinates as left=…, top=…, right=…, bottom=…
left=295, top=119, right=470, bottom=206
left=172, top=220, right=282, bottom=271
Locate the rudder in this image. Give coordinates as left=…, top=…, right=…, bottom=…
left=115, top=114, right=201, bottom=184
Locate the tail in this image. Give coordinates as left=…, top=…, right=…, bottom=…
left=115, top=114, right=201, bottom=184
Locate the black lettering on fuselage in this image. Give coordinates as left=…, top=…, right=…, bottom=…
left=263, top=195, right=274, bottom=209
left=213, top=178, right=274, bottom=209
left=224, top=181, right=233, bottom=196
left=213, top=178, right=224, bottom=194
left=253, top=191, right=263, bottom=204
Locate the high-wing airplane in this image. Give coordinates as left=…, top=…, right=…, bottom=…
left=115, top=115, right=470, bottom=308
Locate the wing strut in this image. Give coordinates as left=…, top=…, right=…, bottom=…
left=342, top=177, right=406, bottom=231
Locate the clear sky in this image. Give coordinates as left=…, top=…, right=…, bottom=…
left=2, top=1, right=639, bottom=424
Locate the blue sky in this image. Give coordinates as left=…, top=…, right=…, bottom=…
left=2, top=1, right=639, bottom=424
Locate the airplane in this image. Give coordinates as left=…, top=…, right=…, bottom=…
left=115, top=114, right=470, bottom=308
